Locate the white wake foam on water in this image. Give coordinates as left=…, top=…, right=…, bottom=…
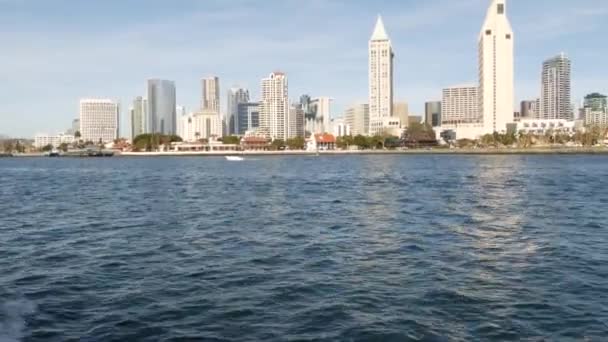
left=0, top=300, right=37, bottom=342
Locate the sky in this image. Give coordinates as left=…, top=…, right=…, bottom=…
left=1, top=0, right=607, bottom=138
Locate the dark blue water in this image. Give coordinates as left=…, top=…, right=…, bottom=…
left=1, top=155, right=607, bottom=341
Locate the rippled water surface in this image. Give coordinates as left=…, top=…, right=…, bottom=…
left=1, top=155, right=607, bottom=341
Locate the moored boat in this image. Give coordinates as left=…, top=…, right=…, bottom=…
left=225, top=156, right=244, bottom=161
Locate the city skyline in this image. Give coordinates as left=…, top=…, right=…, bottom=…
left=1, top=0, right=608, bottom=137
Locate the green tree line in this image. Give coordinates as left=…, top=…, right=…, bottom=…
left=132, top=134, right=183, bottom=151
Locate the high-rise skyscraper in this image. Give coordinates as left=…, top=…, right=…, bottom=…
left=584, top=93, right=608, bottom=112
left=393, top=102, right=409, bottom=128
left=237, top=102, right=260, bottom=135
left=369, top=16, right=394, bottom=136
left=344, top=104, right=369, bottom=136
left=131, top=96, right=146, bottom=139
left=147, top=79, right=176, bottom=135
left=79, top=99, right=119, bottom=143
left=310, top=97, right=333, bottom=134
left=582, top=93, right=608, bottom=127
left=332, top=118, right=351, bottom=137
left=176, top=105, right=186, bottom=117
left=201, top=77, right=220, bottom=112
left=479, top=0, right=513, bottom=133
left=520, top=99, right=540, bottom=119
left=227, top=88, right=250, bottom=135
left=69, top=118, right=80, bottom=135
left=300, top=95, right=313, bottom=136
left=541, top=53, right=572, bottom=120
left=179, top=111, right=222, bottom=142
left=201, top=77, right=223, bottom=136
left=174, top=105, right=186, bottom=138
left=442, top=86, right=479, bottom=125
left=425, top=101, right=442, bottom=127
left=287, top=104, right=305, bottom=139
left=260, top=72, right=289, bottom=140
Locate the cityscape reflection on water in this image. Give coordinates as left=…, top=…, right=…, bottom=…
left=0, top=155, right=607, bottom=341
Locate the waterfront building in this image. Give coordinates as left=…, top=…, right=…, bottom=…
left=515, top=119, right=576, bottom=135
left=288, top=104, right=305, bottom=138
left=260, top=72, right=289, bottom=140
left=79, top=99, right=119, bottom=143
left=441, top=86, right=480, bottom=125
left=301, top=96, right=332, bottom=135
left=70, top=118, right=80, bottom=134
left=197, top=110, right=222, bottom=141
left=131, top=96, right=146, bottom=139
left=310, top=97, right=333, bottom=134
left=479, top=0, right=514, bottom=133
left=393, top=102, right=409, bottom=128
left=521, top=99, right=540, bottom=119
left=236, top=102, right=260, bottom=136
left=583, top=93, right=607, bottom=112
left=176, top=105, right=186, bottom=117
left=582, top=109, right=608, bottom=127
left=425, top=101, right=442, bottom=127
left=541, top=53, right=572, bottom=120
left=241, top=132, right=271, bottom=151
left=306, top=133, right=336, bottom=151
left=175, top=106, right=186, bottom=139
left=147, top=79, right=176, bottom=135
left=227, top=88, right=250, bottom=135
left=142, top=99, right=148, bottom=134
left=581, top=93, right=608, bottom=127
left=179, top=110, right=222, bottom=142
left=583, top=110, right=608, bottom=127
left=369, top=16, right=394, bottom=136
left=34, top=133, right=75, bottom=148
left=344, top=104, right=369, bottom=136
left=514, top=111, right=522, bottom=121
left=170, top=141, right=241, bottom=153
left=332, top=118, right=351, bottom=137
left=300, top=95, right=314, bottom=136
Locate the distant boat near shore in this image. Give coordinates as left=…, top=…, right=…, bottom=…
left=63, top=149, right=114, bottom=157
left=225, top=156, right=244, bottom=161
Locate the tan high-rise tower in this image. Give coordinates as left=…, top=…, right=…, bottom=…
left=201, top=77, right=220, bottom=113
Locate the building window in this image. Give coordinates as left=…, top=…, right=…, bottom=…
left=506, top=34, right=511, bottom=39
left=486, top=29, right=492, bottom=35
left=497, top=4, right=504, bottom=14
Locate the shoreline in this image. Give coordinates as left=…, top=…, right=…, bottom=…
left=7, top=147, right=608, bottom=158
left=103, top=147, right=608, bottom=156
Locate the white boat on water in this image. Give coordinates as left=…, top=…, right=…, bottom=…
left=225, top=156, right=244, bottom=161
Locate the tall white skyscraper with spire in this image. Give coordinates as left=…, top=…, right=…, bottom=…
left=479, top=0, right=514, bottom=133
left=369, top=16, right=394, bottom=136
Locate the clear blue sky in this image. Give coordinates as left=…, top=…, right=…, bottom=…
left=1, top=0, right=607, bottom=138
